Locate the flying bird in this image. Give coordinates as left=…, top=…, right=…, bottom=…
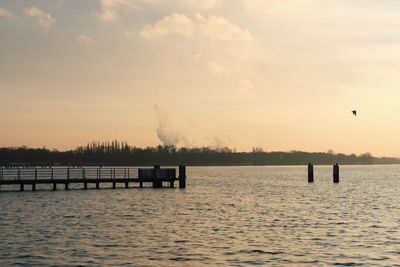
left=352, top=110, right=357, bottom=116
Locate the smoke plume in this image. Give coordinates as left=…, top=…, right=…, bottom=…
left=154, top=105, right=185, bottom=146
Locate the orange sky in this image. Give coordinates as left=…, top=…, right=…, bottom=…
left=1, top=1, right=400, bottom=157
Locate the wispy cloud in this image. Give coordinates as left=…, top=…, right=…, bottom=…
left=207, top=60, right=254, bottom=94
left=141, top=13, right=194, bottom=39
left=141, top=13, right=253, bottom=42
left=97, top=0, right=143, bottom=22
left=24, top=6, right=55, bottom=32
left=183, top=0, right=223, bottom=11
left=77, top=34, right=95, bottom=46
left=0, top=7, right=13, bottom=19
left=208, top=60, right=232, bottom=77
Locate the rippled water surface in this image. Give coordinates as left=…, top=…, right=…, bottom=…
left=1, top=165, right=400, bottom=266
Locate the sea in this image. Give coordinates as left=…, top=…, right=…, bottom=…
left=0, top=165, right=399, bottom=266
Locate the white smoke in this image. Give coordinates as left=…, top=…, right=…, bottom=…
left=154, top=105, right=185, bottom=146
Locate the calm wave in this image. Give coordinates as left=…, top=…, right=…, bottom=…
left=1, top=165, right=400, bottom=266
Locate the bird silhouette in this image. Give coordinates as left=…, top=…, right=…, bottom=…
left=352, top=110, right=357, bottom=116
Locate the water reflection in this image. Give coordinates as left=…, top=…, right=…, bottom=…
left=0, top=165, right=399, bottom=266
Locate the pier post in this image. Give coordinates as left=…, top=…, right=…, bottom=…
left=153, top=165, right=162, bottom=188
left=140, top=182, right=143, bottom=188
left=308, top=163, right=314, bottom=183
left=65, top=183, right=69, bottom=190
left=113, top=181, right=116, bottom=189
left=96, top=182, right=100, bottom=189
left=20, top=184, right=24, bottom=191
left=32, top=184, right=36, bottom=191
left=153, top=180, right=162, bottom=188
left=84, top=182, right=88, bottom=190
left=333, top=163, right=340, bottom=183
left=53, top=183, right=57, bottom=191
left=179, top=165, right=186, bottom=189
left=125, top=181, right=129, bottom=188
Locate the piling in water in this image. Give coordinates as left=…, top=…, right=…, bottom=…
left=179, top=165, right=186, bottom=189
left=333, top=163, right=340, bottom=183
left=308, top=163, right=314, bottom=183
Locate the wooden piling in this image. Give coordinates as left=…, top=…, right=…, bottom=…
left=333, top=163, right=340, bottom=183
left=84, top=182, right=88, bottom=190
left=32, top=184, right=36, bottom=191
left=308, top=163, right=314, bottom=183
left=20, top=184, right=24, bottom=191
left=113, top=181, right=116, bottom=189
left=65, top=183, right=69, bottom=190
left=96, top=182, right=100, bottom=189
left=179, top=165, right=186, bottom=189
left=53, top=183, right=57, bottom=191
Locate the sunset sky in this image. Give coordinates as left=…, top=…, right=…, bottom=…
left=1, top=0, right=400, bottom=156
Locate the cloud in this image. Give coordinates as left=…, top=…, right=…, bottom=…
left=241, top=0, right=315, bottom=14
left=207, top=60, right=254, bottom=94
left=0, top=7, right=13, bottom=18
left=207, top=60, right=232, bottom=77
left=98, top=0, right=135, bottom=22
left=24, top=6, right=55, bottom=32
left=141, top=13, right=194, bottom=39
left=77, top=34, right=95, bottom=45
left=141, top=13, right=253, bottom=42
left=239, top=79, right=254, bottom=93
left=98, top=0, right=158, bottom=22
left=195, top=14, right=253, bottom=42
left=183, top=0, right=223, bottom=11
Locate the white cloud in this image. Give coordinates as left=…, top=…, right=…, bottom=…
left=141, top=13, right=194, bottom=39
left=0, top=7, right=13, bottom=18
left=196, top=14, right=253, bottom=42
left=193, top=53, right=203, bottom=61
left=239, top=79, right=254, bottom=93
left=98, top=0, right=136, bottom=22
left=184, top=0, right=223, bottom=11
left=141, top=13, right=253, bottom=42
left=24, top=6, right=55, bottom=32
left=97, top=0, right=161, bottom=22
left=207, top=60, right=254, bottom=94
left=77, top=34, right=95, bottom=46
left=241, top=0, right=315, bottom=14
left=208, top=60, right=231, bottom=77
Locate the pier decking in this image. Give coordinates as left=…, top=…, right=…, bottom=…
left=0, top=165, right=186, bottom=191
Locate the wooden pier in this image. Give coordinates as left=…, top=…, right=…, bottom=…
left=0, top=165, right=186, bottom=192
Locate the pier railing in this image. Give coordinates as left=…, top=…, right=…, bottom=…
left=0, top=165, right=187, bottom=191
left=0, top=167, right=140, bottom=181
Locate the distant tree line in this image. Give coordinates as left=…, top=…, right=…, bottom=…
left=0, top=140, right=399, bottom=166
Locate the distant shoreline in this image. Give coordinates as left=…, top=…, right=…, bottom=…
left=1, top=142, right=399, bottom=166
